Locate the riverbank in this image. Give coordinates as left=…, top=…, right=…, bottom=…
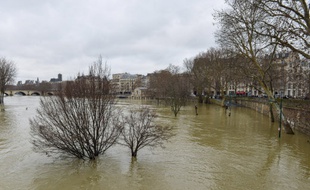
left=211, top=97, right=310, bottom=136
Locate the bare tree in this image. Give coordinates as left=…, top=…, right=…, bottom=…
left=259, top=0, right=310, bottom=59
left=184, top=55, right=211, bottom=104
left=30, top=56, right=123, bottom=160
left=214, top=0, right=294, bottom=134
left=185, top=47, right=247, bottom=105
left=206, top=48, right=236, bottom=106
left=148, top=65, right=191, bottom=116
left=0, top=58, right=17, bottom=107
left=148, top=69, right=171, bottom=101
left=120, top=106, right=173, bottom=158
left=165, top=64, right=191, bottom=116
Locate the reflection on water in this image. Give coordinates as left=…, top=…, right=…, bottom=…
left=0, top=96, right=310, bottom=190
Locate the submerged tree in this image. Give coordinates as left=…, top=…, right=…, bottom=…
left=165, top=65, right=191, bottom=117
left=148, top=65, right=191, bottom=116
left=0, top=58, right=17, bottom=107
left=30, top=56, right=123, bottom=160
left=120, top=106, right=173, bottom=158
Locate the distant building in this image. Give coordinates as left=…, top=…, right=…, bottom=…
left=132, top=87, right=148, bottom=99
left=58, top=73, right=62, bottom=81
left=50, top=73, right=62, bottom=83
left=112, top=73, right=146, bottom=95
left=25, top=80, right=35, bottom=85
left=224, top=51, right=310, bottom=98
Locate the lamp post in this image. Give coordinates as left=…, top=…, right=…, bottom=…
left=278, top=91, right=282, bottom=138
left=278, top=60, right=285, bottom=138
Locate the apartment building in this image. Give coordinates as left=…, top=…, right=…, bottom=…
left=111, top=73, right=147, bottom=95
left=226, top=52, right=310, bottom=98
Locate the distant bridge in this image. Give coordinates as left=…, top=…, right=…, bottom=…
left=4, top=90, right=55, bottom=96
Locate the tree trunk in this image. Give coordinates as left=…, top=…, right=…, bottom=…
left=0, top=92, right=4, bottom=105
left=204, top=96, right=210, bottom=104
left=263, top=89, right=294, bottom=134
left=221, top=96, right=227, bottom=107
left=0, top=93, right=4, bottom=111
left=273, top=102, right=294, bottom=134
left=131, top=150, right=137, bottom=158
left=269, top=103, right=275, bottom=122
left=198, top=94, right=203, bottom=103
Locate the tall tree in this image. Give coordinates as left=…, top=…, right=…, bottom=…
left=165, top=65, right=191, bottom=117
left=206, top=48, right=236, bottom=106
left=258, top=0, right=310, bottom=98
left=184, top=56, right=211, bottom=104
left=148, top=70, right=171, bottom=101
left=30, top=57, right=123, bottom=160
left=0, top=58, right=17, bottom=107
left=214, top=0, right=294, bottom=134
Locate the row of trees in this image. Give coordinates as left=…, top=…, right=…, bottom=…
left=30, top=58, right=173, bottom=160
left=209, top=0, right=310, bottom=134
left=184, top=48, right=245, bottom=106
left=151, top=0, right=309, bottom=133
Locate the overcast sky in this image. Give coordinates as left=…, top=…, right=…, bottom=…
left=0, top=0, right=226, bottom=83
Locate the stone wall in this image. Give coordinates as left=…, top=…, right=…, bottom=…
left=235, top=98, right=310, bottom=136
left=282, top=102, right=310, bottom=135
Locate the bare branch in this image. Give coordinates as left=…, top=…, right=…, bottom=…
left=30, top=56, right=122, bottom=160
left=120, top=106, right=173, bottom=158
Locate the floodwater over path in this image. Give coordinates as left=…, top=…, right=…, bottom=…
left=0, top=96, right=309, bottom=190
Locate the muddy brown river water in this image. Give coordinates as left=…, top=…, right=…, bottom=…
left=0, top=96, right=309, bottom=190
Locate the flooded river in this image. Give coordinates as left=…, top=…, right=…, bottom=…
left=0, top=96, right=310, bottom=190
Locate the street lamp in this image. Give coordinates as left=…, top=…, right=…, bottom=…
left=278, top=90, right=283, bottom=138
left=279, top=60, right=285, bottom=138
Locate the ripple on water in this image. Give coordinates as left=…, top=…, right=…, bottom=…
left=1, top=97, right=310, bottom=190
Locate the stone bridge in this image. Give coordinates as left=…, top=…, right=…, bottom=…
left=4, top=90, right=54, bottom=96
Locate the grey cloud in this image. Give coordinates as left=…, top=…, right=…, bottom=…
left=0, top=0, right=226, bottom=82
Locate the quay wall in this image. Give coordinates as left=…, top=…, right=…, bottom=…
left=212, top=97, right=310, bottom=136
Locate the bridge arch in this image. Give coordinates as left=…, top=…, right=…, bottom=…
left=14, top=91, right=27, bottom=96
left=5, top=89, right=56, bottom=96
left=31, top=92, right=41, bottom=96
